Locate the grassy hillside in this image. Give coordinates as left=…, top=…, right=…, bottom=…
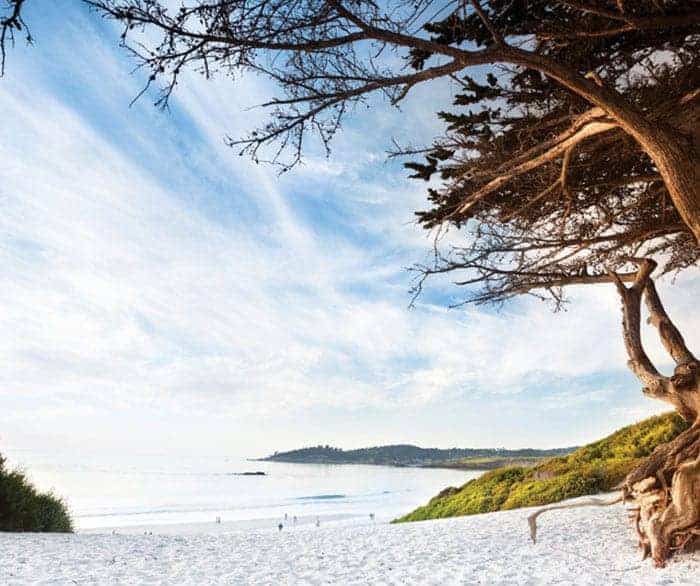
left=425, top=456, right=549, bottom=470
left=0, top=452, right=73, bottom=532
left=396, top=412, right=689, bottom=523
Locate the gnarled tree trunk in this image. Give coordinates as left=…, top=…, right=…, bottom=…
left=638, top=129, right=700, bottom=244
left=610, top=259, right=700, bottom=567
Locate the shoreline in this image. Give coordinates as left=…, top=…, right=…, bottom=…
left=80, top=513, right=367, bottom=535
left=250, top=458, right=544, bottom=471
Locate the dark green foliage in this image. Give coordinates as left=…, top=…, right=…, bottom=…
left=406, top=1, right=700, bottom=305
left=262, top=443, right=575, bottom=466
left=396, top=412, right=689, bottom=523
left=0, top=453, right=73, bottom=532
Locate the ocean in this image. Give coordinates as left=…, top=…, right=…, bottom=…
left=3, top=450, right=480, bottom=531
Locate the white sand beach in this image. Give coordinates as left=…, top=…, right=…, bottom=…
left=2, top=497, right=698, bottom=585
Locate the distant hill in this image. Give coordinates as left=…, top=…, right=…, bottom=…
left=257, top=444, right=576, bottom=469
left=396, top=412, right=689, bottom=523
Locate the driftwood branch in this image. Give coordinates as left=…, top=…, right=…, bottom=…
left=528, top=495, right=624, bottom=543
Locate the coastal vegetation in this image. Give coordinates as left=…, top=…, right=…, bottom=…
left=397, top=413, right=689, bottom=523
left=262, top=444, right=574, bottom=468
left=0, top=453, right=73, bottom=532
left=427, top=456, right=551, bottom=471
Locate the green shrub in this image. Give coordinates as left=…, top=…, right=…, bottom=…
left=0, top=453, right=73, bottom=532
left=395, top=412, right=689, bottom=523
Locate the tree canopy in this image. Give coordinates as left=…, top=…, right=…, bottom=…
left=79, top=1, right=700, bottom=303
left=405, top=1, right=700, bottom=305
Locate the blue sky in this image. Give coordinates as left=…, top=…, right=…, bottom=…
left=1, top=1, right=698, bottom=458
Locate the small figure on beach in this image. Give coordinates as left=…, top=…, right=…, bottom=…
left=278, top=523, right=283, bottom=531
left=216, top=516, right=221, bottom=524
left=315, top=517, right=320, bottom=527
left=284, top=513, right=288, bottom=521
left=293, top=515, right=297, bottom=524
left=369, top=513, right=375, bottom=522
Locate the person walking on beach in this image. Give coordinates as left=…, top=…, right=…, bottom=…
left=278, top=523, right=283, bottom=531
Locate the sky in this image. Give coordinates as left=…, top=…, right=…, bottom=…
left=1, top=1, right=699, bottom=459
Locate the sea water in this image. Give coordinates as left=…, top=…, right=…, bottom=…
left=4, top=450, right=479, bottom=531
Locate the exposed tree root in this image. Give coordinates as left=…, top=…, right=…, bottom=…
left=527, top=442, right=700, bottom=567
left=623, top=427, right=700, bottom=567
left=612, top=259, right=700, bottom=567
left=624, top=424, right=700, bottom=489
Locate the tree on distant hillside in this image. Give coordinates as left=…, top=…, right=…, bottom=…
left=1, top=0, right=698, bottom=566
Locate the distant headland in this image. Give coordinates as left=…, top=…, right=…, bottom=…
left=254, top=444, right=577, bottom=470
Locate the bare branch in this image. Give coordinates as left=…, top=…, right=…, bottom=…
left=608, top=259, right=665, bottom=389
left=453, top=119, right=617, bottom=216
left=470, top=0, right=504, bottom=47
left=0, top=0, right=30, bottom=76
left=644, top=280, right=697, bottom=366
